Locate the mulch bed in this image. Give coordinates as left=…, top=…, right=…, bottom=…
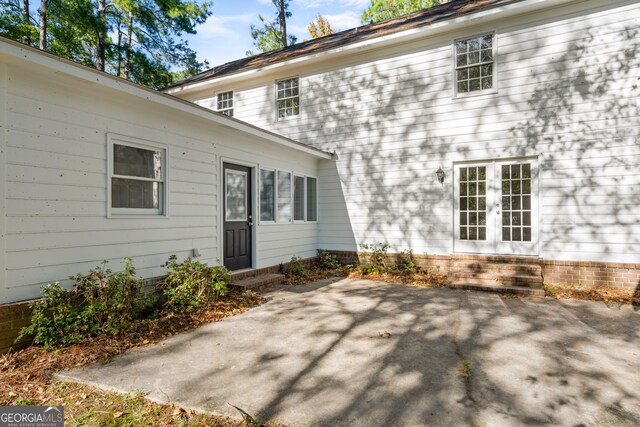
left=544, top=283, right=640, bottom=306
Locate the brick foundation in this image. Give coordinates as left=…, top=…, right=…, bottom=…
left=0, top=300, right=33, bottom=354
left=542, top=260, right=640, bottom=289
left=326, top=250, right=640, bottom=290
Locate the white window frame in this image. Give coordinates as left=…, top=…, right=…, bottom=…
left=107, top=134, right=168, bottom=217
left=259, top=168, right=318, bottom=225
left=259, top=167, right=277, bottom=224
left=275, top=76, right=301, bottom=121
left=453, top=32, right=497, bottom=98
left=216, top=90, right=234, bottom=116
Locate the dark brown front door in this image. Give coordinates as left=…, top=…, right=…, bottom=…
left=223, top=163, right=252, bottom=270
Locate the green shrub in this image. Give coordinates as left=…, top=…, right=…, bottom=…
left=359, top=243, right=389, bottom=275
left=162, top=256, right=230, bottom=313
left=284, top=255, right=307, bottom=278
left=390, top=249, right=419, bottom=275
left=318, top=249, right=340, bottom=270
left=18, top=258, right=149, bottom=348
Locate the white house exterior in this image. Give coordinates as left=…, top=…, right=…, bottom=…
left=0, top=38, right=331, bottom=305
left=1, top=0, right=639, bottom=310
left=166, top=0, right=640, bottom=289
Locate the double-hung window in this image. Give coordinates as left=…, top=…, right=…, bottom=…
left=260, top=168, right=317, bottom=223
left=276, top=77, right=300, bottom=119
left=217, top=91, right=234, bottom=116
left=109, top=136, right=167, bottom=216
left=455, top=33, right=495, bottom=95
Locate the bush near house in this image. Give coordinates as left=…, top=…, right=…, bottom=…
left=18, top=256, right=232, bottom=348
left=17, top=258, right=152, bottom=348
left=162, top=255, right=230, bottom=313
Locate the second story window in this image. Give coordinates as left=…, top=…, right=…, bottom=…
left=217, top=91, right=234, bottom=116
left=276, top=77, right=299, bottom=119
left=455, top=34, right=494, bottom=95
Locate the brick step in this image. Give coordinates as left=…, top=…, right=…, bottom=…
left=230, top=273, right=285, bottom=291
left=450, top=254, right=542, bottom=265
left=446, top=282, right=545, bottom=297
left=497, top=274, right=543, bottom=287
left=447, top=275, right=542, bottom=289
left=450, top=262, right=542, bottom=276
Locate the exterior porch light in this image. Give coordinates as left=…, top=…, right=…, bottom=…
left=436, top=167, right=445, bottom=184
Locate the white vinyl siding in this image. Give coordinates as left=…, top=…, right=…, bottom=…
left=0, top=52, right=322, bottom=303
left=187, top=0, right=640, bottom=264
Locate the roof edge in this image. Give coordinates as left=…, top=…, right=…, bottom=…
left=165, top=0, right=540, bottom=93
left=0, top=36, right=333, bottom=160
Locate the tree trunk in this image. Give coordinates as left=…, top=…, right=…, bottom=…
left=22, top=0, right=30, bottom=45
left=124, top=12, right=133, bottom=79
left=116, top=14, right=122, bottom=76
left=96, top=0, right=107, bottom=71
left=277, top=0, right=287, bottom=47
left=39, top=0, right=48, bottom=50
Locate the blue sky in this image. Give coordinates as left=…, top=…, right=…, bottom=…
left=184, top=0, right=370, bottom=67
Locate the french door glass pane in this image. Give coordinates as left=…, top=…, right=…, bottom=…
left=225, top=170, right=247, bottom=221
left=459, top=166, right=487, bottom=240
left=500, top=163, right=532, bottom=242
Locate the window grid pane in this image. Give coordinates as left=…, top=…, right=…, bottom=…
left=501, top=163, right=532, bottom=242
left=260, top=169, right=275, bottom=221
left=459, top=166, right=487, bottom=241
left=306, top=177, right=317, bottom=221
left=455, top=34, right=493, bottom=94
left=276, top=78, right=300, bottom=118
left=293, top=176, right=305, bottom=221
left=217, top=91, right=234, bottom=116
left=277, top=171, right=291, bottom=222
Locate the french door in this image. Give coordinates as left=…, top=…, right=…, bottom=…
left=454, top=158, right=538, bottom=256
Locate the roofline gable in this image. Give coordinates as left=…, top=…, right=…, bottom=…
left=0, top=36, right=333, bottom=160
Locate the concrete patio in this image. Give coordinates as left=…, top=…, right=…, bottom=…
left=58, top=278, right=640, bottom=426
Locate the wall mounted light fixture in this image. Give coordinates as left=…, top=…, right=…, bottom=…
left=436, top=167, right=445, bottom=184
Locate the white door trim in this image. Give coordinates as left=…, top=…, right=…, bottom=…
left=453, top=156, right=539, bottom=256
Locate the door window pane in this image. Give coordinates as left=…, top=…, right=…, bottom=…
left=277, top=171, right=291, bottom=222
left=225, top=170, right=247, bottom=221
left=260, top=169, right=275, bottom=221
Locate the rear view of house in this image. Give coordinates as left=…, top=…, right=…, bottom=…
left=167, top=0, right=640, bottom=291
